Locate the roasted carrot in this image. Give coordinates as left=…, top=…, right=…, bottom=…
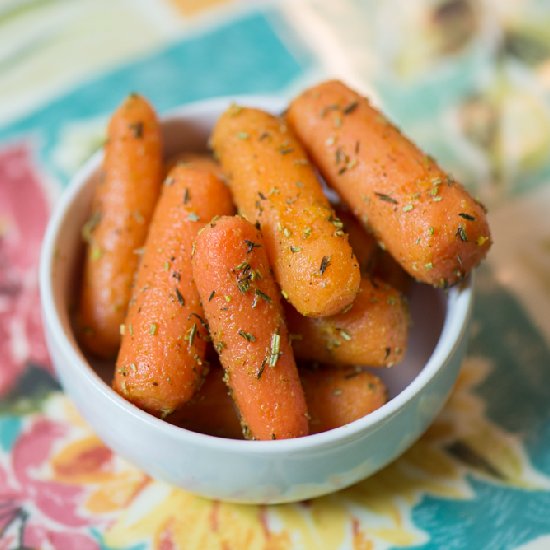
left=301, top=365, right=387, bottom=434
left=336, top=206, right=411, bottom=293
left=334, top=206, right=377, bottom=274
left=167, top=365, right=243, bottom=439
left=285, top=278, right=408, bottom=367
left=192, top=215, right=308, bottom=440
left=113, top=159, right=234, bottom=416
left=210, top=106, right=360, bottom=317
left=78, top=94, right=163, bottom=358
left=287, top=80, right=491, bottom=288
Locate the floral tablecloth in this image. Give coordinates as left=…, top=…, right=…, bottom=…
left=1, top=1, right=550, bottom=548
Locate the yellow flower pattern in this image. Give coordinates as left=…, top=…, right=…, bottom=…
left=42, top=357, right=549, bottom=549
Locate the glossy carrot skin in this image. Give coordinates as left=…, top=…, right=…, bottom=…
left=287, top=80, right=491, bottom=288
left=336, top=206, right=411, bottom=293
left=113, top=159, right=234, bottom=417
left=167, top=365, right=243, bottom=439
left=192, top=216, right=308, bottom=440
left=78, top=94, right=163, bottom=357
left=334, top=207, right=377, bottom=274
left=286, top=278, right=408, bottom=367
left=300, top=365, right=387, bottom=434
left=211, top=106, right=360, bottom=317
left=168, top=364, right=386, bottom=438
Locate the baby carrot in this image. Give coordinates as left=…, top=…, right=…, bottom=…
left=285, top=277, right=408, bottom=367
left=301, top=365, right=387, bottom=434
left=334, top=206, right=377, bottom=274
left=210, top=106, right=360, bottom=317
left=192, top=215, right=308, bottom=440
left=287, top=80, right=491, bottom=288
left=336, top=206, right=411, bottom=293
left=113, top=158, right=234, bottom=417
left=166, top=365, right=243, bottom=439
left=78, top=94, right=163, bottom=358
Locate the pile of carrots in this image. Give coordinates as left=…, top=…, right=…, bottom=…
left=76, top=80, right=491, bottom=440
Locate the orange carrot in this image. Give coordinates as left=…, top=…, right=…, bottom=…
left=192, top=215, right=308, bottom=440
left=287, top=80, right=491, bottom=288
left=334, top=206, right=377, bottom=274
left=78, top=94, right=163, bottom=357
left=210, top=106, right=360, bottom=317
left=301, top=365, right=387, bottom=433
left=286, top=278, right=408, bottom=367
left=336, top=206, right=411, bottom=293
left=167, top=365, right=243, bottom=439
left=113, top=159, right=234, bottom=416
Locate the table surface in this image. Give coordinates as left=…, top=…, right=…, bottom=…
left=1, top=1, right=550, bottom=548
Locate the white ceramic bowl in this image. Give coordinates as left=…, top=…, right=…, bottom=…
left=40, top=97, right=474, bottom=504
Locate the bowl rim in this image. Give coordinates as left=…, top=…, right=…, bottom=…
left=40, top=94, right=474, bottom=454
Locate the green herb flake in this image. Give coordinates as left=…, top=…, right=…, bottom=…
left=183, top=188, right=190, bottom=204
left=129, top=121, right=144, bottom=139
left=458, top=212, right=475, bottom=221
left=320, top=255, right=331, bottom=275
left=456, top=225, right=468, bottom=242
left=149, top=323, right=158, bottom=335
left=402, top=203, right=414, bottom=213
left=256, top=359, right=267, bottom=380
left=224, top=295, right=232, bottom=303
left=215, top=341, right=226, bottom=353
left=425, top=262, right=434, bottom=271
left=339, top=328, right=352, bottom=341
left=343, top=101, right=359, bottom=115
left=163, top=261, right=171, bottom=271
left=237, top=131, right=249, bottom=140
left=90, top=245, right=103, bottom=261
left=208, top=290, right=216, bottom=302
left=268, top=332, right=281, bottom=367
left=238, top=330, right=256, bottom=342
left=329, top=215, right=344, bottom=230
left=176, top=288, right=185, bottom=306
left=245, top=240, right=261, bottom=253
left=290, top=246, right=302, bottom=253
left=477, top=235, right=489, bottom=247
left=433, top=196, right=443, bottom=202
left=128, top=324, right=134, bottom=336
left=82, top=211, right=102, bottom=242
left=252, top=288, right=272, bottom=308
left=185, top=323, right=197, bottom=348
left=428, top=226, right=435, bottom=235
left=187, top=212, right=200, bottom=222
left=303, top=227, right=312, bottom=238
left=374, top=192, right=398, bottom=205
